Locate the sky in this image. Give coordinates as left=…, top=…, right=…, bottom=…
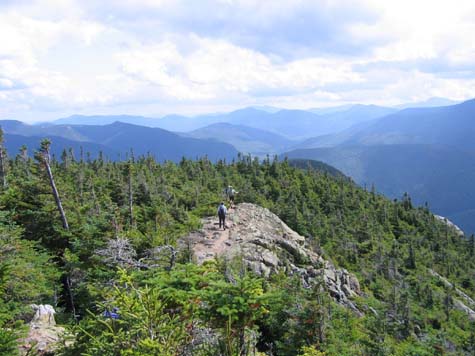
left=1, top=0, right=475, bottom=122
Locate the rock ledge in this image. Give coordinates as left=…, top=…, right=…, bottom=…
left=182, top=203, right=362, bottom=312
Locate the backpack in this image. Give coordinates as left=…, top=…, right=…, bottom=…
left=218, top=204, right=226, bottom=216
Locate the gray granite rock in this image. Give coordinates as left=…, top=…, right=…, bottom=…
left=181, top=203, right=362, bottom=313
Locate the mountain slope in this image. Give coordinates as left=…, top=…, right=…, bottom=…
left=396, top=96, right=461, bottom=109
left=293, top=99, right=475, bottom=150
left=1, top=120, right=90, bottom=142
left=66, top=122, right=239, bottom=162
left=287, top=158, right=347, bottom=178
left=4, top=133, right=119, bottom=159
left=225, top=108, right=333, bottom=139
left=1, top=121, right=239, bottom=162
left=285, top=100, right=475, bottom=235
left=283, top=144, right=475, bottom=234
left=312, top=104, right=396, bottom=131
left=344, top=99, right=475, bottom=150
left=186, top=122, right=295, bottom=155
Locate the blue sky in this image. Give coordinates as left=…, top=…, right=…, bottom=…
left=0, top=0, right=474, bottom=122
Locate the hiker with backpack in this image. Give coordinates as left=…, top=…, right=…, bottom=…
left=217, top=202, right=227, bottom=230
left=224, top=185, right=238, bottom=206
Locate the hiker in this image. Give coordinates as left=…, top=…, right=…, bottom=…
left=217, top=202, right=227, bottom=230
left=224, top=185, right=238, bottom=205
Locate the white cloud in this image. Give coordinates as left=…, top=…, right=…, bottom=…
left=117, top=35, right=362, bottom=102
left=355, top=0, right=475, bottom=63
left=0, top=0, right=475, bottom=122
left=0, top=4, right=127, bottom=116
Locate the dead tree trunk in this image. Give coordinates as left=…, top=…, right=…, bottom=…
left=0, top=128, right=7, bottom=189
left=0, top=147, right=7, bottom=189
left=38, top=139, right=69, bottom=230
left=45, top=162, right=69, bottom=230
left=36, top=139, right=76, bottom=319
left=128, top=163, right=134, bottom=226
left=19, top=145, right=30, bottom=178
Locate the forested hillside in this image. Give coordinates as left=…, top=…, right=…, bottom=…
left=283, top=144, right=475, bottom=234
left=1, top=137, right=475, bottom=355
left=285, top=99, right=475, bottom=235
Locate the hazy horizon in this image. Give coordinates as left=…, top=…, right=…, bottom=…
left=1, top=96, right=467, bottom=125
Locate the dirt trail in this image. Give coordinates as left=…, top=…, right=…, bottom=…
left=188, top=205, right=237, bottom=264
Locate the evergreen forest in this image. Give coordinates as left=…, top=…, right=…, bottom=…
left=1, top=135, right=475, bottom=355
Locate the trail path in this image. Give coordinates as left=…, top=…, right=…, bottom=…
left=188, top=205, right=237, bottom=264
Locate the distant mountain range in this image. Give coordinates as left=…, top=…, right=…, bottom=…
left=396, top=97, right=460, bottom=109
left=0, top=121, right=238, bottom=162
left=185, top=123, right=295, bottom=155
left=53, top=114, right=161, bottom=127
left=4, top=133, right=118, bottom=160
left=54, top=104, right=395, bottom=140
left=340, top=99, right=475, bottom=150
left=283, top=99, right=475, bottom=235
left=307, top=104, right=396, bottom=129
left=293, top=99, right=475, bottom=150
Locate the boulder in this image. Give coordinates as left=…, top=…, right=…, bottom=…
left=19, top=304, right=66, bottom=355
left=30, top=304, right=57, bottom=326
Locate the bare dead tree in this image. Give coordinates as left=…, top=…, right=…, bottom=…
left=36, top=140, right=77, bottom=318
left=96, top=237, right=137, bottom=267
left=19, top=145, right=30, bottom=177
left=36, top=139, right=69, bottom=230
left=128, top=163, right=134, bottom=226
left=141, top=245, right=177, bottom=270
left=0, top=128, right=7, bottom=189
left=96, top=237, right=177, bottom=270
left=89, top=179, right=101, bottom=215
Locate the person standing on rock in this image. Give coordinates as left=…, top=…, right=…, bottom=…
left=217, top=202, right=227, bottom=230
left=224, top=185, right=238, bottom=207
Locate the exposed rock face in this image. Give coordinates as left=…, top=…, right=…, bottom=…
left=182, top=203, right=362, bottom=313
left=429, top=269, right=475, bottom=320
left=434, top=215, right=465, bottom=236
left=19, top=304, right=66, bottom=355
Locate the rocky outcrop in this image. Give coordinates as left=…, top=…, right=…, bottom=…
left=19, top=304, right=66, bottom=355
left=434, top=215, right=465, bottom=236
left=429, top=269, right=475, bottom=320
left=181, top=203, right=362, bottom=313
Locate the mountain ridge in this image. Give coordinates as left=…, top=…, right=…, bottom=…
left=0, top=120, right=239, bottom=162
left=186, top=122, right=296, bottom=155
left=51, top=104, right=396, bottom=139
